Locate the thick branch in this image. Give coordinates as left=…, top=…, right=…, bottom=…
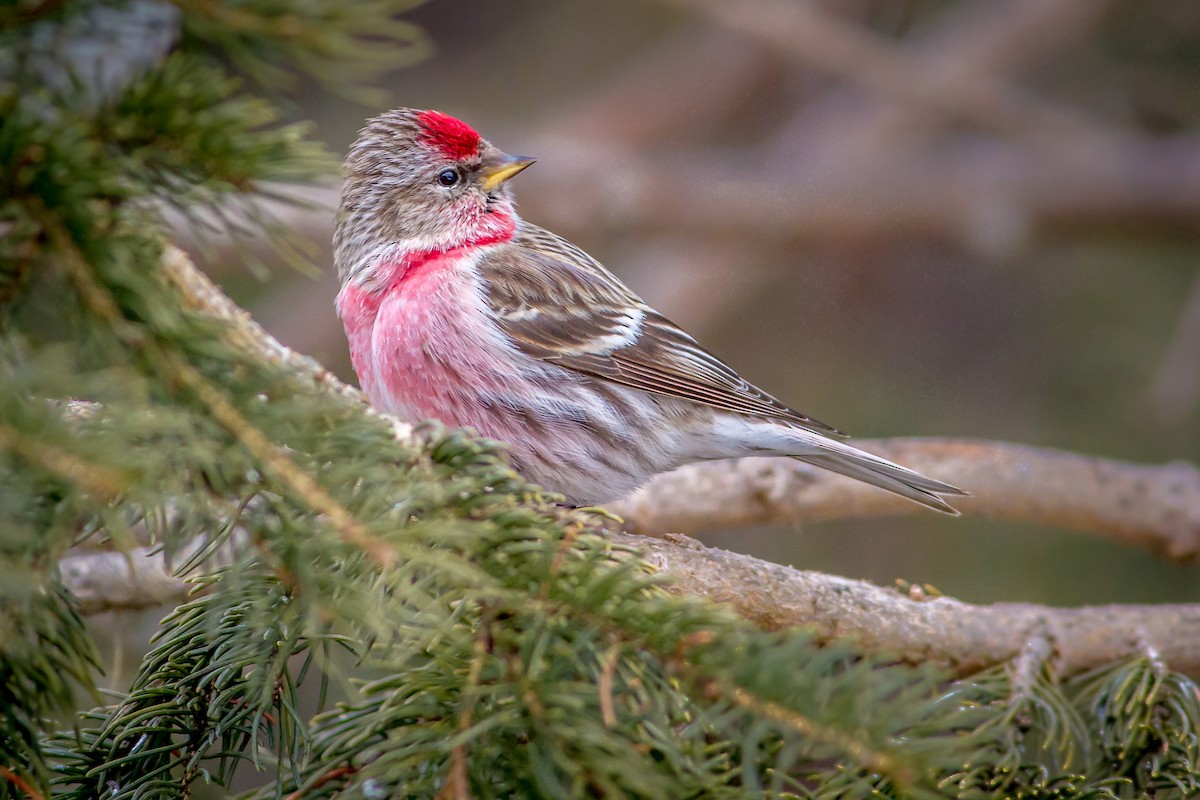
left=165, top=246, right=1200, bottom=563
left=610, top=439, right=1200, bottom=563
left=187, top=137, right=1200, bottom=280
left=60, top=529, right=1200, bottom=677
left=612, top=531, right=1200, bottom=677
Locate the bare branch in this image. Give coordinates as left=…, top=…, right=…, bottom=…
left=181, top=132, right=1200, bottom=281
left=62, top=527, right=1200, bottom=677
left=523, top=138, right=1200, bottom=255
left=612, top=531, right=1200, bottom=677
left=164, top=248, right=1199, bottom=572
left=61, top=547, right=192, bottom=615
left=610, top=438, right=1200, bottom=563
left=771, top=0, right=1116, bottom=168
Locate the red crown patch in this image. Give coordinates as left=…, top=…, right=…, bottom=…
left=416, top=110, right=481, bottom=160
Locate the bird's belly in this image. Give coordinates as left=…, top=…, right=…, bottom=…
left=361, top=267, right=681, bottom=503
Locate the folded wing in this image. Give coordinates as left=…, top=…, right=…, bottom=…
left=478, top=224, right=843, bottom=437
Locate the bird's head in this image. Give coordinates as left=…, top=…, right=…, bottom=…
left=335, top=108, right=535, bottom=284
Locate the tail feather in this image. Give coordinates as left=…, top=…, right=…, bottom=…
left=794, top=440, right=968, bottom=516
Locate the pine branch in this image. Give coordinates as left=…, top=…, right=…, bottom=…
left=1, top=8, right=435, bottom=783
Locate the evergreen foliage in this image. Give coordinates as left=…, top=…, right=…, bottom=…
left=1, top=2, right=1197, bottom=798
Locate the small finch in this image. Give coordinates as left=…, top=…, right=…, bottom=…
left=335, top=108, right=966, bottom=513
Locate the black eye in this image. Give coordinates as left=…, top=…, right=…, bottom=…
left=436, top=169, right=460, bottom=187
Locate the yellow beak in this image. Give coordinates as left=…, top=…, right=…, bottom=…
left=479, top=153, right=536, bottom=192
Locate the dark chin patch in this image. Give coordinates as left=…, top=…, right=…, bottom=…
left=416, top=110, right=481, bottom=160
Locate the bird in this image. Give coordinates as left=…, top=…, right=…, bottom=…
left=334, top=108, right=966, bottom=514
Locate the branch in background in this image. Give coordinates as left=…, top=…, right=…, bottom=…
left=610, top=438, right=1200, bottom=564
left=611, top=532, right=1200, bottom=677
left=662, top=0, right=1109, bottom=151
left=176, top=2, right=1182, bottom=368
left=547, top=25, right=776, bottom=149
left=770, top=0, right=1116, bottom=168
left=523, top=139, right=1200, bottom=255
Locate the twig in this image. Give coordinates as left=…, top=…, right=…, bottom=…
left=613, top=532, right=1200, bottom=677
left=609, top=439, right=1200, bottom=563
left=1008, top=630, right=1056, bottom=698
left=724, top=684, right=910, bottom=784
left=439, top=617, right=490, bottom=800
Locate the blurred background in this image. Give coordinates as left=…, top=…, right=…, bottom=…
left=179, top=0, right=1198, bottom=625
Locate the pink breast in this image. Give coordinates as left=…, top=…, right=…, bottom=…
left=338, top=251, right=516, bottom=431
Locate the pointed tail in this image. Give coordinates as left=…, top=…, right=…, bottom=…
left=792, top=438, right=968, bottom=515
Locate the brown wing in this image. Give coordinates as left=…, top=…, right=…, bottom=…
left=477, top=224, right=843, bottom=436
